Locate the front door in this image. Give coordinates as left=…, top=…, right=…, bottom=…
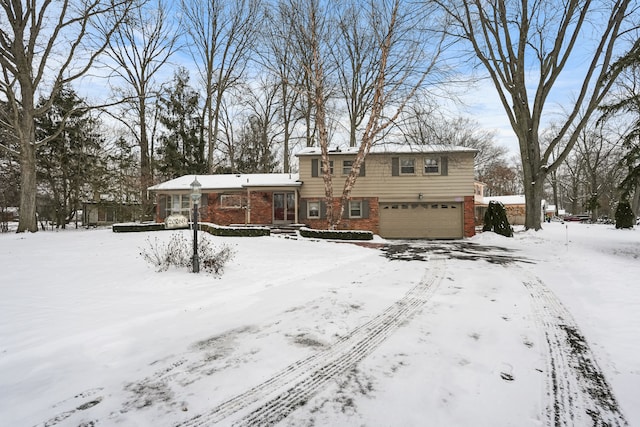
left=273, top=192, right=295, bottom=223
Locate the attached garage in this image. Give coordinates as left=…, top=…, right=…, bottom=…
left=379, top=202, right=463, bottom=239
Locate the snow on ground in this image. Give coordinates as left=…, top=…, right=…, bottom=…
left=0, top=222, right=638, bottom=426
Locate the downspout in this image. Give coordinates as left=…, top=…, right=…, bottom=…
left=294, top=188, right=299, bottom=224
left=246, top=188, right=251, bottom=225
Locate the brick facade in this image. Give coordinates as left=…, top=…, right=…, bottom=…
left=302, top=197, right=380, bottom=234
left=201, top=191, right=275, bottom=225
left=464, top=196, right=476, bottom=238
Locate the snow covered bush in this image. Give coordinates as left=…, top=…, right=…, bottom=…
left=140, top=232, right=235, bottom=275
left=614, top=199, right=634, bottom=229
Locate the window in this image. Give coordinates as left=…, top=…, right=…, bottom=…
left=400, top=158, right=415, bottom=174
left=311, top=159, right=334, bottom=176
left=424, top=158, right=439, bottom=174
left=342, top=160, right=353, bottom=175
left=349, top=200, right=362, bottom=218
left=220, top=194, right=243, bottom=209
left=308, top=201, right=320, bottom=218
left=170, top=194, right=190, bottom=216
left=327, top=160, right=334, bottom=175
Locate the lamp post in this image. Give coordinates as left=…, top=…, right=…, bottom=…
left=190, top=176, right=202, bottom=273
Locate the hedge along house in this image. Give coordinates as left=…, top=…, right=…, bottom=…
left=296, top=145, right=477, bottom=239
left=148, top=145, right=477, bottom=239
left=148, top=174, right=302, bottom=226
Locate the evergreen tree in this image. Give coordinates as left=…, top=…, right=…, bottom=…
left=483, top=201, right=514, bottom=237
left=107, top=137, right=140, bottom=205
left=615, top=199, right=635, bottom=229
left=156, top=68, right=206, bottom=179
left=35, top=86, right=105, bottom=228
left=234, top=115, right=279, bottom=174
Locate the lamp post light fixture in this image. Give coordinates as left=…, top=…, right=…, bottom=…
left=190, top=176, right=202, bottom=273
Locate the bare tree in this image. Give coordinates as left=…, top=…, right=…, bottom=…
left=575, top=124, right=624, bottom=220
left=180, top=0, right=262, bottom=174
left=98, top=0, right=179, bottom=219
left=433, top=0, right=639, bottom=230
left=260, top=2, right=305, bottom=172
left=0, top=0, right=132, bottom=232
left=401, top=103, right=507, bottom=178
left=287, top=0, right=445, bottom=228
left=332, top=1, right=379, bottom=147
left=284, top=0, right=336, bottom=223
left=334, top=0, right=445, bottom=225
left=600, top=42, right=640, bottom=215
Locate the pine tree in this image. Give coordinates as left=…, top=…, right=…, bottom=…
left=482, top=201, right=514, bottom=237
left=615, top=199, right=635, bottom=229
left=156, top=68, right=206, bottom=179
left=35, top=86, right=104, bottom=228
left=234, top=115, right=279, bottom=174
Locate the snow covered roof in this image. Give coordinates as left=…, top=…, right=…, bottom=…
left=481, top=195, right=526, bottom=206
left=296, top=144, right=477, bottom=156
left=148, top=173, right=301, bottom=192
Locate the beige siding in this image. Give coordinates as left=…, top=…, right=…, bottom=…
left=298, top=152, right=475, bottom=201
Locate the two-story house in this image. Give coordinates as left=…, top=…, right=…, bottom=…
left=148, top=144, right=477, bottom=239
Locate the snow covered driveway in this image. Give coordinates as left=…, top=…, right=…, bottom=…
left=0, top=224, right=638, bottom=426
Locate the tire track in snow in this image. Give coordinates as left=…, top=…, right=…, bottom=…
left=522, top=274, right=627, bottom=426
left=177, top=258, right=446, bottom=426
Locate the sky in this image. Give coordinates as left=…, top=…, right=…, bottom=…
left=0, top=222, right=638, bottom=426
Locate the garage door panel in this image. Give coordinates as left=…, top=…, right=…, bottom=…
left=379, top=202, right=462, bottom=239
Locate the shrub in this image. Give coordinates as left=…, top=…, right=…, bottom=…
left=140, top=232, right=235, bottom=275
left=113, top=222, right=165, bottom=232
left=299, top=227, right=374, bottom=240
left=614, top=199, right=634, bottom=229
left=199, top=222, right=270, bottom=237
left=482, top=200, right=513, bottom=237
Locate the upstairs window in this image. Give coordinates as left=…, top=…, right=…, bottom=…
left=424, top=158, right=439, bottom=174
left=311, top=159, right=334, bottom=176
left=327, top=160, right=334, bottom=175
left=400, top=158, right=416, bottom=174
left=342, top=160, right=353, bottom=175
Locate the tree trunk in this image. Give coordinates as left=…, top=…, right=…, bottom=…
left=17, top=139, right=37, bottom=232
left=139, top=98, right=153, bottom=221
left=523, top=179, right=544, bottom=230
left=632, top=182, right=640, bottom=217
left=551, top=172, right=560, bottom=216
left=520, top=138, right=545, bottom=230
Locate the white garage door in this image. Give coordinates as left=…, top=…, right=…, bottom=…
left=379, top=202, right=463, bottom=239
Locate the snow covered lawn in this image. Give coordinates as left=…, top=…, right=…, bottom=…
left=0, top=223, right=638, bottom=426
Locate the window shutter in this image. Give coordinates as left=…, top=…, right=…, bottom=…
left=441, top=156, right=448, bottom=176
left=359, top=161, right=366, bottom=176
left=362, top=200, right=369, bottom=218
left=159, top=195, right=167, bottom=220
left=391, top=157, right=399, bottom=176
left=311, top=159, right=319, bottom=177
left=299, top=200, right=307, bottom=220
left=320, top=201, right=327, bottom=219
left=342, top=202, right=349, bottom=219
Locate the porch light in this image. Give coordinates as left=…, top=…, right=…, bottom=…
left=190, top=176, right=202, bottom=273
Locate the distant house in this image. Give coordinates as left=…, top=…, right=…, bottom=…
left=82, top=201, right=141, bottom=226
left=475, top=193, right=526, bottom=226
left=148, top=145, right=478, bottom=239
